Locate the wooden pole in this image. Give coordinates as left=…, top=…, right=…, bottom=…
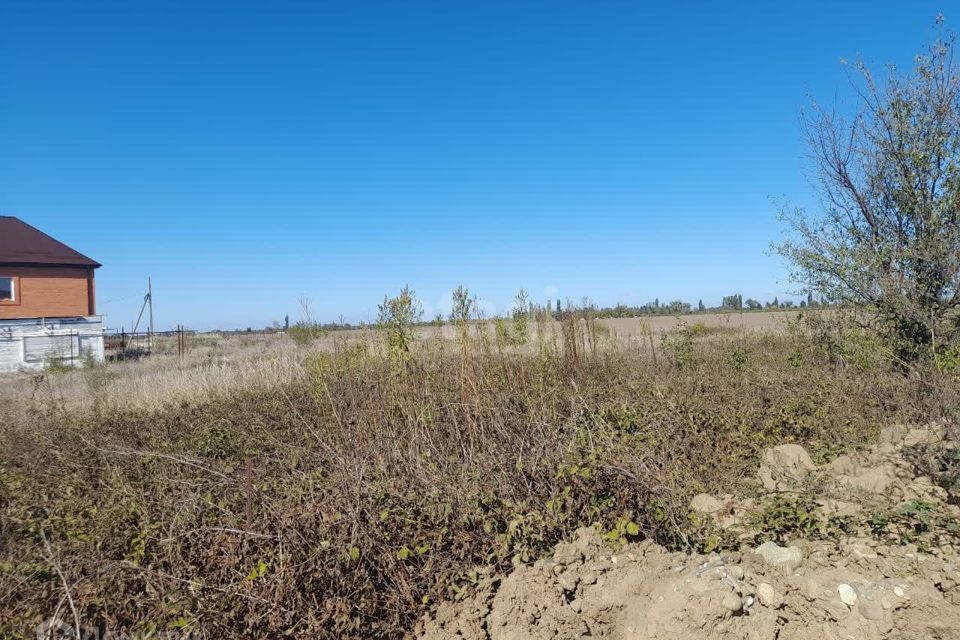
left=244, top=456, right=254, bottom=531
left=148, top=277, right=154, bottom=354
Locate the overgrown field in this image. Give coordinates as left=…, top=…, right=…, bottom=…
left=1, top=314, right=957, bottom=638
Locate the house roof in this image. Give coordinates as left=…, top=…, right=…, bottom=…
left=0, top=216, right=101, bottom=268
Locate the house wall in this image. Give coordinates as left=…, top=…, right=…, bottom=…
left=0, top=266, right=95, bottom=319
left=0, top=316, right=104, bottom=372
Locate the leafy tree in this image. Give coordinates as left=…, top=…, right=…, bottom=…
left=722, top=294, right=743, bottom=310
left=512, top=289, right=530, bottom=345
left=778, top=28, right=960, bottom=360
left=745, top=298, right=762, bottom=310
left=697, top=299, right=706, bottom=312
left=378, top=285, right=422, bottom=359
left=449, top=285, right=474, bottom=326
left=667, top=300, right=691, bottom=314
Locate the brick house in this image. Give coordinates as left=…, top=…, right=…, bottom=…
left=0, top=216, right=104, bottom=371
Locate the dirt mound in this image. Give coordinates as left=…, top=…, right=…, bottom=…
left=417, top=426, right=960, bottom=640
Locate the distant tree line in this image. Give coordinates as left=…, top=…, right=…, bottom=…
left=254, top=290, right=827, bottom=335
left=592, top=291, right=827, bottom=319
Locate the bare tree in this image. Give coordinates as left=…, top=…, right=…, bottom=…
left=778, top=26, right=960, bottom=360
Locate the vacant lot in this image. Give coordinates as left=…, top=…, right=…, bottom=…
left=600, top=309, right=800, bottom=334
left=0, top=311, right=797, bottom=416
left=1, top=310, right=956, bottom=638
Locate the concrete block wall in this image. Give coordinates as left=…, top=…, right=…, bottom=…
left=0, top=316, right=104, bottom=372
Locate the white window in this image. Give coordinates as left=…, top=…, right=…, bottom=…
left=0, top=277, right=13, bottom=302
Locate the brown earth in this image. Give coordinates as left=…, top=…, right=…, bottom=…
left=417, top=425, right=960, bottom=640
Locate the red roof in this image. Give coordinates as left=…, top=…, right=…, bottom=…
left=0, top=216, right=101, bottom=267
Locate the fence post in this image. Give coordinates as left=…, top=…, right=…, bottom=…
left=244, top=456, right=254, bottom=531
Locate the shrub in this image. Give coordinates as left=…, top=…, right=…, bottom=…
left=0, top=321, right=955, bottom=638
left=378, top=285, right=422, bottom=362
left=778, top=31, right=960, bottom=363
left=287, top=321, right=325, bottom=346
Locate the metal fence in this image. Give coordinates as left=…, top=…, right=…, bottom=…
left=105, top=326, right=190, bottom=361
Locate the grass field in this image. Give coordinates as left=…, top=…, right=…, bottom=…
left=1, top=308, right=955, bottom=638
left=0, top=311, right=798, bottom=415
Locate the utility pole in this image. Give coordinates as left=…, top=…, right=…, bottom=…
left=148, top=277, right=154, bottom=353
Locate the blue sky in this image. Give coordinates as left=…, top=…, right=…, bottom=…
left=0, top=1, right=948, bottom=330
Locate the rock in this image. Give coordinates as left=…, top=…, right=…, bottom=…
left=838, top=463, right=900, bottom=496
left=802, top=578, right=822, bottom=601
left=556, top=569, right=578, bottom=593
left=756, top=582, right=784, bottom=609
left=725, top=566, right=744, bottom=581
left=847, top=539, right=878, bottom=560
left=822, top=599, right=851, bottom=621
left=879, top=424, right=908, bottom=445
left=939, top=568, right=959, bottom=593
left=817, top=498, right=863, bottom=517
left=859, top=599, right=884, bottom=621
left=875, top=443, right=898, bottom=456
left=690, top=493, right=725, bottom=515
left=903, top=425, right=944, bottom=447
left=690, top=494, right=747, bottom=529
left=823, top=454, right=857, bottom=476
left=758, top=444, right=816, bottom=492
left=838, top=583, right=858, bottom=607
left=904, top=476, right=949, bottom=503
left=721, top=592, right=743, bottom=612
left=579, top=568, right=599, bottom=586
left=754, top=541, right=804, bottom=570
left=552, top=527, right=595, bottom=565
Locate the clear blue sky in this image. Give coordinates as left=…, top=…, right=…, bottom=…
left=0, top=1, right=948, bottom=330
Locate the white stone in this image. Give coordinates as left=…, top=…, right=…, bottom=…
left=757, top=582, right=784, bottom=609
left=838, top=583, right=858, bottom=607
left=754, top=541, right=804, bottom=569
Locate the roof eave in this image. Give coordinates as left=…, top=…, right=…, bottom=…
left=0, top=261, right=101, bottom=269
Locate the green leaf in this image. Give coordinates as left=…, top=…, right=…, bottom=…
left=169, top=616, right=196, bottom=630
left=244, top=559, right=269, bottom=581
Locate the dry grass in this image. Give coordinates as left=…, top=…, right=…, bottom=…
left=0, top=312, right=792, bottom=415
left=0, top=332, right=344, bottom=415
left=0, top=311, right=955, bottom=638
